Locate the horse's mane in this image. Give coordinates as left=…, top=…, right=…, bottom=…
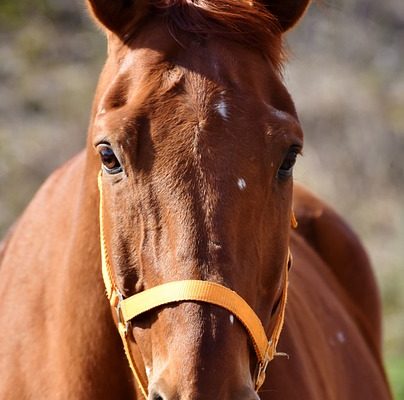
left=151, top=0, right=285, bottom=73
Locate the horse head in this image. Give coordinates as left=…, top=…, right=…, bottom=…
left=86, top=1, right=308, bottom=398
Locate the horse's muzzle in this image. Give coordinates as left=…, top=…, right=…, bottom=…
left=148, top=382, right=261, bottom=400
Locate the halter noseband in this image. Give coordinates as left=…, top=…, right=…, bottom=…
left=98, top=172, right=292, bottom=398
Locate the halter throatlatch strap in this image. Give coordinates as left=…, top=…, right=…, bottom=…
left=98, top=172, right=290, bottom=397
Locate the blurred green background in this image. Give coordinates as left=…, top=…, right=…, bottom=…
left=0, top=0, right=403, bottom=397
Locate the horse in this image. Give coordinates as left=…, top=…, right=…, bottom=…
left=0, top=1, right=392, bottom=399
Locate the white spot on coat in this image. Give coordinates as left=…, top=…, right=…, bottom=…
left=145, top=366, right=151, bottom=378
left=272, top=109, right=290, bottom=120
left=237, top=178, right=247, bottom=190
left=215, top=99, right=228, bottom=120
left=336, top=331, right=346, bottom=343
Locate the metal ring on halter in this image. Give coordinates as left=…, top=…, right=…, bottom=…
left=253, top=343, right=271, bottom=390
left=114, top=290, right=130, bottom=334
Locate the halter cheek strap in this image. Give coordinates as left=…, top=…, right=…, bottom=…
left=98, top=172, right=291, bottom=398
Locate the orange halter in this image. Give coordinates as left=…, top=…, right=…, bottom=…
left=98, top=172, right=292, bottom=398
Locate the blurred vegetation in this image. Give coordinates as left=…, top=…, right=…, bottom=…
left=388, top=358, right=404, bottom=400
left=0, top=0, right=104, bottom=231
left=0, top=0, right=403, bottom=397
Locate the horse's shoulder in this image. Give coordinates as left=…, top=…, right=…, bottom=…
left=16, top=151, right=85, bottom=226
left=0, top=150, right=88, bottom=284
left=0, top=151, right=85, bottom=266
left=292, top=183, right=382, bottom=353
left=31, top=150, right=87, bottom=202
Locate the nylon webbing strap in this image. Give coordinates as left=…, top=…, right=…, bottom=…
left=121, top=280, right=270, bottom=364
left=98, top=171, right=115, bottom=303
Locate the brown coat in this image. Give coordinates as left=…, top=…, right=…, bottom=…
left=0, top=1, right=392, bottom=399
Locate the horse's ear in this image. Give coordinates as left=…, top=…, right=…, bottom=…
left=262, top=0, right=310, bottom=32
left=86, top=0, right=148, bottom=36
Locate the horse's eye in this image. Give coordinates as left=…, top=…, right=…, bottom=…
left=278, top=146, right=300, bottom=180
left=98, top=145, right=122, bottom=174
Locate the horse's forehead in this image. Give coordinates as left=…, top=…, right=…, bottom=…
left=112, top=50, right=278, bottom=125
left=98, top=35, right=299, bottom=159
left=114, top=32, right=275, bottom=95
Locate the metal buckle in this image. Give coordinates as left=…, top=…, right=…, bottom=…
left=254, top=341, right=272, bottom=391
left=254, top=345, right=289, bottom=391
left=254, top=357, right=269, bottom=391
left=114, top=290, right=130, bottom=334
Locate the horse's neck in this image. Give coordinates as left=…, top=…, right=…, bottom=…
left=0, top=151, right=135, bottom=399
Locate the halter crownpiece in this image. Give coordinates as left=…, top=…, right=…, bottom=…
left=97, top=171, right=291, bottom=398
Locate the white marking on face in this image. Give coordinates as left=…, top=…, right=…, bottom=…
left=336, top=331, right=346, bottom=343
left=229, top=314, right=235, bottom=325
left=272, top=109, right=290, bottom=121
left=145, top=366, right=151, bottom=378
left=237, top=178, right=247, bottom=190
left=215, top=98, right=228, bottom=120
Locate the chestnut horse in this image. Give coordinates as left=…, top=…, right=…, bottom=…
left=0, top=1, right=392, bottom=399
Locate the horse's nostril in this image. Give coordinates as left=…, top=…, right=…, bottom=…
left=150, top=391, right=164, bottom=400
left=149, top=382, right=171, bottom=400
